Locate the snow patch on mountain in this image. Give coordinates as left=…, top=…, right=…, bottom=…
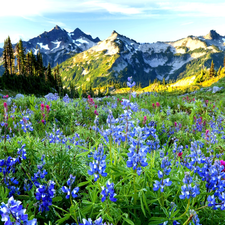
left=170, top=37, right=207, bottom=51
left=33, top=48, right=38, bottom=55
left=147, top=57, right=168, bottom=67
left=144, top=68, right=151, bottom=73
left=156, top=75, right=163, bottom=80
left=168, top=57, right=192, bottom=74
left=175, top=48, right=187, bottom=54
left=139, top=42, right=171, bottom=53
left=190, top=52, right=206, bottom=58
left=37, top=43, right=50, bottom=50
left=82, top=69, right=89, bottom=75
left=113, top=62, right=128, bottom=73
left=51, top=41, right=61, bottom=51
left=76, top=38, right=89, bottom=44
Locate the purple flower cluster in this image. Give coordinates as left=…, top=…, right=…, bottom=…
left=101, top=181, right=117, bottom=202
left=0, top=196, right=37, bottom=225
left=88, top=144, right=107, bottom=182
left=126, top=127, right=149, bottom=175
left=35, top=180, right=55, bottom=212
left=127, top=76, right=136, bottom=88
left=0, top=144, right=28, bottom=196
left=153, top=157, right=172, bottom=192
left=179, top=172, right=200, bottom=199
left=62, top=175, right=79, bottom=199
left=79, top=217, right=112, bottom=225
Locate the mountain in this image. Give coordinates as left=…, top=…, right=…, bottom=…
left=21, top=25, right=100, bottom=67
left=0, top=25, right=100, bottom=75
left=58, top=29, right=225, bottom=88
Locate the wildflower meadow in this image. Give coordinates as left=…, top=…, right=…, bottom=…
left=0, top=77, right=225, bottom=225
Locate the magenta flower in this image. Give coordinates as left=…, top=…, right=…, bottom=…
left=156, top=102, right=160, bottom=107
left=46, top=105, right=50, bottom=113
left=220, top=160, right=225, bottom=172
left=143, top=116, right=147, bottom=125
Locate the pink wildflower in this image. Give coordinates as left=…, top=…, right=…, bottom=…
left=174, top=122, right=177, bottom=127
left=178, top=152, right=183, bottom=159
left=205, top=129, right=210, bottom=140
left=152, top=103, right=155, bottom=108
left=94, top=110, right=99, bottom=115
left=156, top=102, right=160, bottom=107
left=3, top=102, right=7, bottom=108
left=143, top=116, right=147, bottom=125
left=41, top=103, right=45, bottom=112
left=46, top=105, right=50, bottom=113
left=220, top=160, right=225, bottom=172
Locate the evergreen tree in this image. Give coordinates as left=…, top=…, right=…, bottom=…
left=3, top=37, right=14, bottom=75
left=46, top=63, right=54, bottom=86
left=70, top=83, right=75, bottom=98
left=7, top=36, right=14, bottom=75
left=209, top=60, right=215, bottom=78
left=16, top=39, right=26, bottom=75
left=36, top=49, right=44, bottom=79
left=217, top=66, right=221, bottom=77
left=162, top=78, right=166, bottom=86
left=25, top=52, right=31, bottom=76
left=223, top=55, right=225, bottom=68
left=3, top=40, right=9, bottom=75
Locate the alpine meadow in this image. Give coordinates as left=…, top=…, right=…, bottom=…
left=1, top=1, right=225, bottom=225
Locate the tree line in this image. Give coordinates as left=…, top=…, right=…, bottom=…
left=0, top=36, right=63, bottom=95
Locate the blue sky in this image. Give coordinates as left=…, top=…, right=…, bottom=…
left=1, top=0, right=225, bottom=47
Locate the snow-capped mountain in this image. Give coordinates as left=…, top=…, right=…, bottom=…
left=22, top=25, right=100, bottom=67
left=59, top=29, right=225, bottom=88
left=0, top=25, right=100, bottom=73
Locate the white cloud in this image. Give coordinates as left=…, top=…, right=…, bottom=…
left=0, top=33, right=25, bottom=44
left=181, top=22, right=194, bottom=26
left=83, top=1, right=143, bottom=14
left=0, top=0, right=144, bottom=17
left=1, top=0, right=225, bottom=21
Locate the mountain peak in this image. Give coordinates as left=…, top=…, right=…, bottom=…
left=54, top=25, right=62, bottom=30
left=112, top=30, right=119, bottom=35
left=70, top=28, right=100, bottom=43
left=204, top=30, right=221, bottom=40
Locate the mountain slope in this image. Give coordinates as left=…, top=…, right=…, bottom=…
left=0, top=26, right=100, bottom=75
left=59, top=29, right=224, bottom=88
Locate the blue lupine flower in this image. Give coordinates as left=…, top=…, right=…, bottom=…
left=179, top=172, right=200, bottom=199
left=80, top=217, right=112, bottom=225
left=153, top=157, right=172, bottom=192
left=62, top=175, right=79, bottom=199
left=189, top=210, right=202, bottom=225
left=153, top=178, right=172, bottom=192
left=127, top=76, right=136, bottom=88
left=88, top=144, right=107, bottom=181
left=101, top=181, right=117, bottom=202
left=35, top=180, right=55, bottom=212
left=0, top=196, right=37, bottom=224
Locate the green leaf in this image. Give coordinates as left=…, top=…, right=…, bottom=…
left=77, top=181, right=91, bottom=187
left=122, top=217, right=135, bottom=225
left=56, top=214, right=70, bottom=224
left=76, top=150, right=90, bottom=158
left=52, top=196, right=63, bottom=202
